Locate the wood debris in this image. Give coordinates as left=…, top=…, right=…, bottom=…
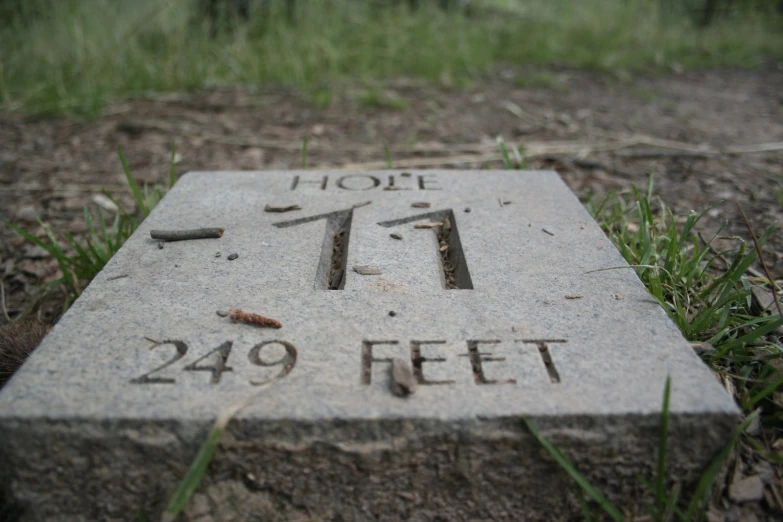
left=353, top=265, right=382, bottom=276
left=150, top=228, right=224, bottom=241
left=264, top=204, right=301, bottom=213
left=565, top=295, right=583, bottom=300
left=390, top=358, right=417, bottom=397
left=411, top=202, right=431, bottom=208
left=414, top=222, right=443, bottom=229
left=541, top=228, right=554, bottom=236
left=390, top=233, right=403, bottom=240
left=228, top=309, right=282, bottom=329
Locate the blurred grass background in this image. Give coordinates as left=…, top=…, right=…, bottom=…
left=0, top=0, right=781, bottom=116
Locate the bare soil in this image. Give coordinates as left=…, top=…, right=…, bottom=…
left=1, top=63, right=782, bottom=521
left=4, top=65, right=783, bottom=320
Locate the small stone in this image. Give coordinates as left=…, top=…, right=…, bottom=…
left=227, top=253, right=238, bottom=261
left=690, top=342, right=716, bottom=356
left=390, top=233, right=403, bottom=240
left=464, top=208, right=471, bottom=213
left=215, top=252, right=221, bottom=258
left=157, top=243, right=164, bottom=250
left=216, top=310, right=229, bottom=317
left=388, top=311, right=396, bottom=317
left=353, top=265, right=382, bottom=276
left=728, top=475, right=764, bottom=503
left=14, top=205, right=40, bottom=223
left=390, top=358, right=416, bottom=398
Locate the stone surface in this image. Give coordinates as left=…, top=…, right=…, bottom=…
left=0, top=171, right=738, bottom=521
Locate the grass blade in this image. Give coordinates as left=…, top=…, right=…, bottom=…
left=384, top=142, right=393, bottom=168
left=168, top=142, right=177, bottom=188
left=301, top=135, right=309, bottom=169
left=521, top=416, right=624, bottom=522
left=117, top=145, right=146, bottom=216
left=745, top=374, right=783, bottom=409
left=685, top=411, right=757, bottom=520
left=656, top=376, right=671, bottom=515
left=163, top=403, right=242, bottom=519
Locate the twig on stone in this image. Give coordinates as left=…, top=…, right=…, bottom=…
left=390, top=358, right=416, bottom=398
left=150, top=228, right=224, bottom=241
left=414, top=222, right=443, bottom=229
left=228, top=309, right=282, bottom=329
left=264, top=204, right=301, bottom=213
left=353, top=265, right=382, bottom=276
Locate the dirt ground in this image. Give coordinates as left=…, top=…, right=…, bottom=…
left=1, top=64, right=782, bottom=520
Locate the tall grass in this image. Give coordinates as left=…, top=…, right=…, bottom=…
left=1, top=0, right=781, bottom=116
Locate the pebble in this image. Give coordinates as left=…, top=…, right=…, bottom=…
left=728, top=475, right=764, bottom=503
left=227, top=253, right=238, bottom=261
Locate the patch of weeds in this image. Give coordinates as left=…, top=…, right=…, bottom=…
left=775, top=179, right=783, bottom=208
left=5, top=146, right=177, bottom=306
left=522, top=177, right=783, bottom=518
left=303, top=88, right=332, bottom=109
left=633, top=87, right=660, bottom=102
left=514, top=71, right=569, bottom=92
left=356, top=88, right=408, bottom=111
left=498, top=138, right=527, bottom=169
left=524, top=378, right=758, bottom=521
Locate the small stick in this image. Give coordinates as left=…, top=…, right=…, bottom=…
left=736, top=204, right=783, bottom=318
left=414, top=222, right=443, bottom=229
left=264, top=204, right=301, bottom=213
left=542, top=228, right=554, bottom=236
left=228, top=309, right=282, bottom=329
left=390, top=358, right=416, bottom=397
left=107, top=274, right=128, bottom=281
left=353, top=265, right=382, bottom=276
left=151, top=228, right=224, bottom=241
left=411, top=202, right=431, bottom=208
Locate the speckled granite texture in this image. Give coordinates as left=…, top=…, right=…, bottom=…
left=0, top=171, right=738, bottom=521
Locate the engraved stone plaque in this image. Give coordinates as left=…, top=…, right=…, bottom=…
left=0, top=171, right=737, bottom=521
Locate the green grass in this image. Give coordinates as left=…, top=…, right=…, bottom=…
left=520, top=178, right=783, bottom=520
left=1, top=0, right=782, bottom=116
left=5, top=146, right=176, bottom=305
left=356, top=88, right=408, bottom=111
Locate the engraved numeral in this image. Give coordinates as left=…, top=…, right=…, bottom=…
left=248, top=340, right=298, bottom=386
left=183, top=341, right=233, bottom=384
left=131, top=340, right=188, bottom=384
left=378, top=209, right=473, bottom=289
left=273, top=207, right=357, bottom=290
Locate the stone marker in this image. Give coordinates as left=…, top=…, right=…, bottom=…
left=0, top=171, right=737, bottom=521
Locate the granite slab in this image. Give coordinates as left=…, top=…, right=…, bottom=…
left=0, top=171, right=738, bottom=521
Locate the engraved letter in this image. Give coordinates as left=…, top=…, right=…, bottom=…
left=291, top=175, right=328, bottom=191
left=337, top=174, right=381, bottom=191
left=361, top=340, right=398, bottom=384
left=517, top=339, right=567, bottom=383
left=462, top=340, right=515, bottom=385
left=410, top=340, right=453, bottom=385
left=418, top=174, right=441, bottom=190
